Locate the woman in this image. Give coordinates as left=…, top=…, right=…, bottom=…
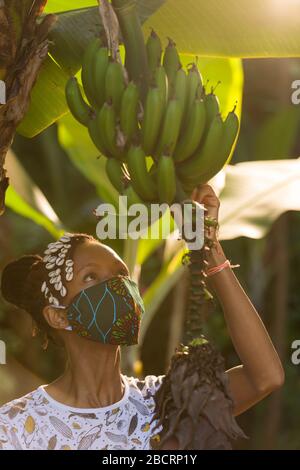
left=0, top=185, right=284, bottom=450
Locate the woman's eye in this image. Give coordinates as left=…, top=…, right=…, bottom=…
left=83, top=272, right=97, bottom=282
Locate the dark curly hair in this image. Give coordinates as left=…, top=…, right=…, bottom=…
left=0, top=233, right=95, bottom=343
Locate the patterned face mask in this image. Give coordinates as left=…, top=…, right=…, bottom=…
left=57, top=276, right=145, bottom=346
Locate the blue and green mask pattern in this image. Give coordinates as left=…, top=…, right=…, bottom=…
left=65, top=276, right=145, bottom=346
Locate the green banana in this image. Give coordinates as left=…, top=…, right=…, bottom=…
left=163, top=38, right=181, bottom=90
left=157, top=154, right=176, bottom=204
left=92, top=47, right=109, bottom=109
left=106, top=158, right=128, bottom=193
left=88, top=117, right=109, bottom=156
left=173, top=67, right=187, bottom=113
left=154, top=65, right=168, bottom=107
left=81, top=38, right=101, bottom=108
left=197, top=110, right=239, bottom=185
left=173, top=98, right=206, bottom=162
left=120, top=82, right=139, bottom=142
left=155, top=99, right=183, bottom=158
left=105, top=60, right=126, bottom=113
left=141, top=87, right=165, bottom=156
left=221, top=109, right=239, bottom=164
left=146, top=29, right=162, bottom=78
left=127, top=145, right=158, bottom=201
left=183, top=63, right=203, bottom=126
left=204, top=92, right=220, bottom=134
left=65, top=77, right=91, bottom=126
left=175, top=177, right=189, bottom=203
left=97, top=102, right=124, bottom=160
left=177, top=114, right=224, bottom=185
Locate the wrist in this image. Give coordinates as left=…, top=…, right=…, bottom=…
left=205, top=239, right=227, bottom=269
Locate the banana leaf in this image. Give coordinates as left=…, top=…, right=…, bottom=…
left=48, top=0, right=300, bottom=73
left=57, top=113, right=119, bottom=207
left=17, top=55, right=70, bottom=138
left=44, top=1, right=97, bottom=13
left=219, top=158, right=300, bottom=240
left=6, top=188, right=62, bottom=239
left=254, top=106, right=300, bottom=161
left=19, top=0, right=299, bottom=137
left=5, top=150, right=63, bottom=239
left=47, top=8, right=103, bottom=76
left=144, top=0, right=300, bottom=58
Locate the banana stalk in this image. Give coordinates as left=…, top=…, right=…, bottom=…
left=111, top=0, right=149, bottom=102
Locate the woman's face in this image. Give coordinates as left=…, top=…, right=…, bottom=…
left=42, top=239, right=130, bottom=337
left=63, top=240, right=129, bottom=307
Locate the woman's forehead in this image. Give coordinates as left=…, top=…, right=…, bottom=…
left=73, top=241, right=123, bottom=266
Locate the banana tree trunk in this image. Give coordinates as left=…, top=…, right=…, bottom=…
left=0, top=0, right=56, bottom=215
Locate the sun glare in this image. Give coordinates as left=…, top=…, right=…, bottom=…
left=272, top=0, right=300, bottom=18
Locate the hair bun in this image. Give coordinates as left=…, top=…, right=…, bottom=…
left=1, top=255, right=42, bottom=310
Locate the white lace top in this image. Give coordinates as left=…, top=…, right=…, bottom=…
left=0, top=374, right=165, bottom=450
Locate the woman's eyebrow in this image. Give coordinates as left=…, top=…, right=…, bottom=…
left=75, top=260, right=128, bottom=275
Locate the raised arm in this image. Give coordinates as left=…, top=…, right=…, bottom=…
left=192, top=184, right=285, bottom=417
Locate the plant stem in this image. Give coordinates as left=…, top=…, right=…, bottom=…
left=123, top=237, right=140, bottom=281
left=111, top=0, right=149, bottom=101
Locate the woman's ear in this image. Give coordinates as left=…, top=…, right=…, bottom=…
left=43, top=305, right=69, bottom=330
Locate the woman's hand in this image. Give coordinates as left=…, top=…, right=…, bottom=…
left=191, top=184, right=220, bottom=241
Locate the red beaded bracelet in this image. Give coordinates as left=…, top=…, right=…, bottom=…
left=206, top=259, right=240, bottom=277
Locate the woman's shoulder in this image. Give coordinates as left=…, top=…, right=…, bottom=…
left=0, top=388, right=45, bottom=449
left=0, top=387, right=45, bottom=425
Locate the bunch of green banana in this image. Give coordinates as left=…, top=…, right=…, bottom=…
left=65, top=31, right=240, bottom=207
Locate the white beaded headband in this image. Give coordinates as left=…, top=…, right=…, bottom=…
left=41, top=233, right=75, bottom=307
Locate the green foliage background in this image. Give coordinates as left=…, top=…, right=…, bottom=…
left=1, top=0, right=300, bottom=450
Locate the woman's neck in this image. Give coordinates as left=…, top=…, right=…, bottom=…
left=44, top=337, right=124, bottom=409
